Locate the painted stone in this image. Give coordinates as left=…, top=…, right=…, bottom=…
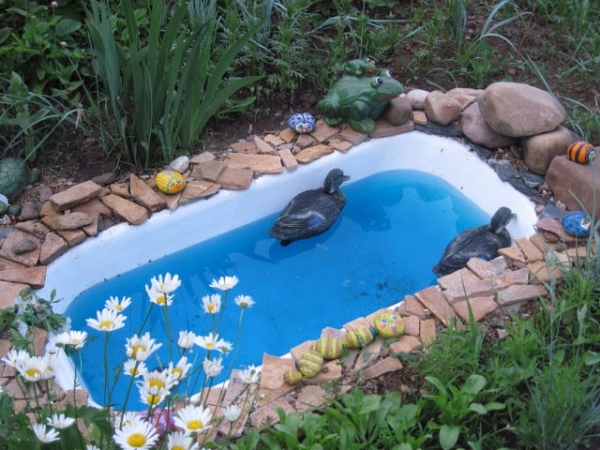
left=343, top=328, right=374, bottom=349
left=288, top=112, right=316, bottom=134
left=283, top=369, right=304, bottom=386
left=373, top=310, right=405, bottom=339
left=317, top=64, right=404, bottom=134
left=562, top=210, right=591, bottom=237
left=311, top=337, right=343, bottom=360
left=567, top=141, right=597, bottom=164
left=298, top=349, right=324, bottom=378
left=155, top=170, right=186, bottom=194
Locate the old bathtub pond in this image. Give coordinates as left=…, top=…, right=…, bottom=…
left=39, top=131, right=538, bottom=410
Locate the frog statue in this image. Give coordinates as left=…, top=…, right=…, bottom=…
left=317, top=60, right=404, bottom=134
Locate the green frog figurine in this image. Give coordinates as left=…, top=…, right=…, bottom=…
left=317, top=61, right=404, bottom=134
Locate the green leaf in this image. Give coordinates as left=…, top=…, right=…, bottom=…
left=461, top=374, right=486, bottom=395
left=55, top=18, right=81, bottom=36
left=468, top=402, right=487, bottom=414
left=440, top=424, right=460, bottom=450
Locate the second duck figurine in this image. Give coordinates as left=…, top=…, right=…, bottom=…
left=269, top=168, right=350, bottom=246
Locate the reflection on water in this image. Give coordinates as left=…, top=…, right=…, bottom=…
left=65, top=169, right=488, bottom=409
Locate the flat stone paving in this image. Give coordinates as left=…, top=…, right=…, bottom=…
left=0, top=115, right=592, bottom=441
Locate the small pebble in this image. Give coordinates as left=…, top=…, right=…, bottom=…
left=169, top=156, right=190, bottom=173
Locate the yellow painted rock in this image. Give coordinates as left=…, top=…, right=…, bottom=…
left=283, top=369, right=303, bottom=386
left=373, top=310, right=405, bottom=339
left=311, top=337, right=343, bottom=360
left=343, top=327, right=374, bottom=349
left=155, top=170, right=186, bottom=194
left=298, top=350, right=324, bottom=378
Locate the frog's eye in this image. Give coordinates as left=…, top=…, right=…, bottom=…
left=382, top=69, right=392, bottom=77
left=371, top=76, right=383, bottom=87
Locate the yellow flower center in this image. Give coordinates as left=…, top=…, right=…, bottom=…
left=26, top=368, right=40, bottom=378
left=127, top=433, right=147, bottom=447
left=115, top=305, right=123, bottom=311
left=99, top=320, right=113, bottom=329
left=172, top=367, right=183, bottom=379
left=149, top=379, right=164, bottom=389
left=146, top=393, right=160, bottom=405
left=205, top=342, right=214, bottom=349
left=131, top=345, right=146, bottom=359
left=187, top=420, right=203, bottom=431
left=172, top=446, right=185, bottom=450
left=207, top=304, right=215, bottom=312
left=157, top=295, right=166, bottom=305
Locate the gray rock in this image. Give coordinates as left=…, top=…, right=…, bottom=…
left=382, top=96, right=412, bottom=125
left=169, top=156, right=190, bottom=173
left=406, top=89, right=429, bottom=109
left=446, top=87, right=483, bottom=110
left=424, top=91, right=462, bottom=126
left=461, top=102, right=517, bottom=149
left=521, top=126, right=572, bottom=175
left=478, top=82, right=567, bottom=137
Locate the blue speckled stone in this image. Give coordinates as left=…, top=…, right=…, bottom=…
left=562, top=211, right=591, bottom=237
left=288, top=112, right=316, bottom=134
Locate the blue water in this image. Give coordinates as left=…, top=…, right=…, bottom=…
left=65, top=170, right=488, bottom=410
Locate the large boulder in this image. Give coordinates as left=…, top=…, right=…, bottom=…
left=461, top=102, right=517, bottom=149
left=478, top=82, right=566, bottom=137
left=546, top=155, right=600, bottom=219
left=521, top=126, right=573, bottom=175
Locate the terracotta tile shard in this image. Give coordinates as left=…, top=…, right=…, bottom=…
left=467, top=258, right=500, bottom=279
left=190, top=151, right=216, bottom=164
left=259, top=354, right=296, bottom=391
left=452, top=296, right=498, bottom=322
left=278, top=128, right=297, bottom=143
left=415, top=286, right=460, bottom=327
left=0, top=281, right=30, bottom=309
left=492, top=267, right=530, bottom=289
left=304, top=360, right=342, bottom=385
left=389, top=335, right=422, bottom=354
left=361, top=356, right=403, bottom=380
left=403, top=315, right=420, bottom=336
left=100, top=194, right=149, bottom=225
left=369, top=120, right=415, bottom=138
left=498, top=246, right=526, bottom=264
left=262, top=134, right=285, bottom=148
left=353, top=339, right=383, bottom=372
left=278, top=148, right=298, bottom=171
left=397, top=295, right=429, bottom=319
left=412, top=110, right=428, bottom=125
left=41, top=212, right=92, bottom=231
left=224, top=153, right=283, bottom=173
left=0, top=230, right=41, bottom=267
left=180, top=181, right=220, bottom=205
left=295, top=144, right=334, bottom=164
left=310, top=119, right=340, bottom=143
left=216, top=167, right=254, bottom=190
left=48, top=180, right=103, bottom=212
left=57, top=229, right=88, bottom=247
left=515, top=237, right=544, bottom=262
left=0, top=257, right=26, bottom=271
left=14, top=221, right=50, bottom=239
left=420, top=318, right=437, bottom=345
left=250, top=396, right=296, bottom=428
left=230, top=141, right=256, bottom=154
left=129, top=174, right=166, bottom=212
left=496, top=284, right=548, bottom=306
left=72, top=198, right=112, bottom=217
left=338, top=125, right=368, bottom=144
left=527, top=261, right=564, bottom=283
left=328, top=137, right=353, bottom=153
left=39, top=232, right=69, bottom=265
left=442, top=278, right=495, bottom=303
left=192, top=160, right=225, bottom=182
left=0, top=266, right=46, bottom=289
left=437, top=268, right=480, bottom=290
left=109, top=182, right=130, bottom=198
left=295, top=133, right=317, bottom=148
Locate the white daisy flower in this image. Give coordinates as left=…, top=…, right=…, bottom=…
left=222, top=404, right=242, bottom=422
left=113, top=411, right=140, bottom=429
left=1, top=348, right=29, bottom=368
left=32, top=423, right=60, bottom=443
left=167, top=430, right=199, bottom=450
left=209, top=275, right=239, bottom=291
left=54, top=330, right=88, bottom=350
left=194, top=332, right=220, bottom=351
left=177, top=331, right=196, bottom=349
left=105, top=296, right=132, bottom=312
left=86, top=308, right=126, bottom=332
left=86, top=445, right=101, bottom=450
left=146, top=286, right=174, bottom=306
left=43, top=352, right=60, bottom=379
left=202, top=356, right=223, bottom=378
left=138, top=368, right=178, bottom=392
left=113, top=416, right=159, bottom=450
left=17, top=355, right=51, bottom=382
left=125, top=333, right=162, bottom=362
left=123, top=359, right=148, bottom=378
left=234, top=294, right=255, bottom=309
left=238, top=365, right=261, bottom=384
left=215, top=338, right=233, bottom=354
left=168, top=356, right=192, bottom=381
left=201, top=294, right=221, bottom=314
left=146, top=273, right=181, bottom=294
left=174, top=404, right=212, bottom=435
left=138, top=385, right=169, bottom=407
left=47, top=413, right=75, bottom=429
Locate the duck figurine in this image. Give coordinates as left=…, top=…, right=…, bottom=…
left=433, top=206, right=514, bottom=276
left=269, top=169, right=350, bottom=246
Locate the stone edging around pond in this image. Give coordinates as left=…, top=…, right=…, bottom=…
left=0, top=82, right=594, bottom=440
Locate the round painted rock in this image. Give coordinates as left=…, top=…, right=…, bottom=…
left=343, top=328, right=374, bottom=349
left=311, top=337, right=343, bottom=360
left=287, top=112, right=316, bottom=134
left=298, top=350, right=324, bottom=378
left=562, top=210, right=591, bottom=237
left=567, top=141, right=597, bottom=164
left=155, top=170, right=186, bottom=194
left=373, top=311, right=405, bottom=339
